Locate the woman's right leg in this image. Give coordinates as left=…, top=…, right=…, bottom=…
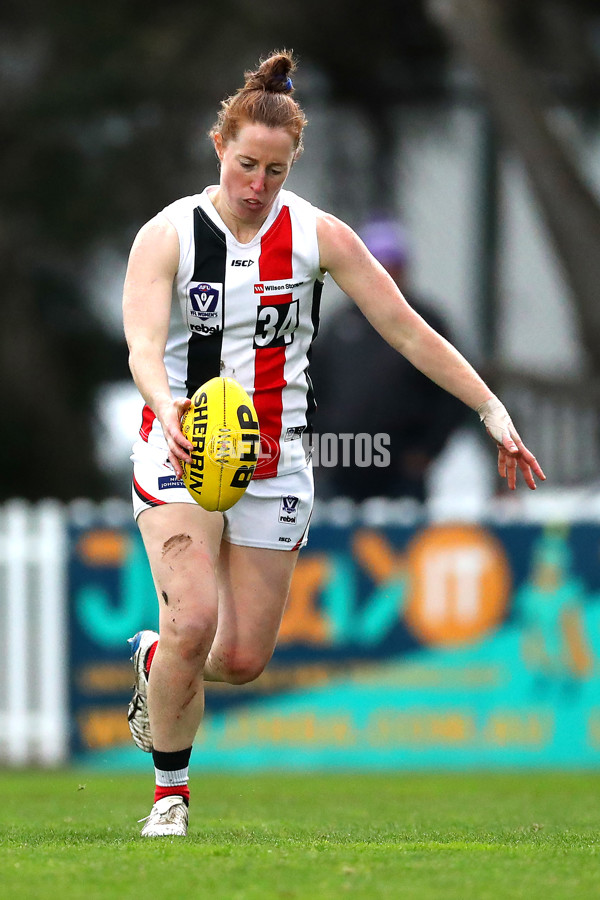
left=137, top=502, right=224, bottom=752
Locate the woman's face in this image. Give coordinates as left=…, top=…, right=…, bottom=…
left=214, top=122, right=296, bottom=226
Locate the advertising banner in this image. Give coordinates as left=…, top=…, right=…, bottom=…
left=69, top=517, right=600, bottom=769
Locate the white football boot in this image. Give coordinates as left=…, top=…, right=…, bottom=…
left=139, top=795, right=189, bottom=837
left=127, top=630, right=158, bottom=753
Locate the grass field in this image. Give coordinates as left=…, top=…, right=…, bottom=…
left=1, top=770, right=599, bottom=899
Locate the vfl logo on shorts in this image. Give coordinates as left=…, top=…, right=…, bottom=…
left=279, top=495, right=299, bottom=524
left=187, top=282, right=223, bottom=335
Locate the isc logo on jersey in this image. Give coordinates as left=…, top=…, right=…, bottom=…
left=181, top=377, right=260, bottom=512
left=186, top=282, right=223, bottom=335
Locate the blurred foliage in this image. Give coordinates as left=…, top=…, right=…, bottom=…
left=505, top=0, right=600, bottom=100
left=1, top=0, right=599, bottom=498
left=0, top=0, right=448, bottom=500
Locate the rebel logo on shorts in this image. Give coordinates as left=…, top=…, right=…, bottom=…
left=187, top=282, right=223, bottom=334
left=279, top=495, right=299, bottom=524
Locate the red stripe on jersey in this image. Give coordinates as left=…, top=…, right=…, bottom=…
left=140, top=404, right=156, bottom=442
left=253, top=206, right=293, bottom=479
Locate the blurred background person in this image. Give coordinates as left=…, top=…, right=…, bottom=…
left=311, top=216, right=468, bottom=502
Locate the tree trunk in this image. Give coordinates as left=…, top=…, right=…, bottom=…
left=0, top=242, right=107, bottom=500
left=429, top=0, right=600, bottom=373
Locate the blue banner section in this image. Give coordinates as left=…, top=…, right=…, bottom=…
left=69, top=519, right=600, bottom=768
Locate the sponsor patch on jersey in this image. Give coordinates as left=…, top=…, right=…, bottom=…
left=187, top=282, right=223, bottom=334
left=254, top=279, right=305, bottom=295
left=279, top=494, right=299, bottom=524
left=158, top=475, right=186, bottom=490
left=284, top=425, right=306, bottom=442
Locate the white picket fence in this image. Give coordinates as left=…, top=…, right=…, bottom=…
left=0, top=501, right=69, bottom=765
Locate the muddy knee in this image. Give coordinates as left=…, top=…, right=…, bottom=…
left=215, top=649, right=269, bottom=685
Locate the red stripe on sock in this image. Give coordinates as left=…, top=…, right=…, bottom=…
left=154, top=784, right=190, bottom=805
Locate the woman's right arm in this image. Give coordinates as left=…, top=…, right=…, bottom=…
left=122, top=215, right=192, bottom=477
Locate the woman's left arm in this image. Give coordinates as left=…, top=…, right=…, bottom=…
left=317, top=212, right=545, bottom=490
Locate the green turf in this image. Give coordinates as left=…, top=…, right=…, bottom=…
left=1, top=771, right=599, bottom=899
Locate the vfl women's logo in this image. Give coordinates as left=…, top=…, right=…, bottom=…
left=279, top=495, right=299, bottom=524
left=187, top=282, right=223, bottom=335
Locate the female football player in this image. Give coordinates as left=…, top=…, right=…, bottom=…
left=122, top=49, right=545, bottom=836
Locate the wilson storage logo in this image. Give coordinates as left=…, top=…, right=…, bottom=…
left=254, top=279, right=304, bottom=294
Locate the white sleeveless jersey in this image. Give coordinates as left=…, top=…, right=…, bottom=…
left=138, top=187, right=325, bottom=479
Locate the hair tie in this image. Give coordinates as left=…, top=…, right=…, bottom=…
left=280, top=76, right=293, bottom=91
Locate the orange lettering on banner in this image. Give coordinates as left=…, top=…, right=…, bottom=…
left=79, top=708, right=131, bottom=748
left=586, top=710, right=600, bottom=748
left=77, top=663, right=134, bottom=693
left=404, top=524, right=511, bottom=646
left=77, top=530, right=129, bottom=566
left=218, top=712, right=354, bottom=746
left=561, top=609, right=593, bottom=677
left=483, top=712, right=554, bottom=747
left=352, top=530, right=404, bottom=583
left=278, top=555, right=331, bottom=644
left=367, top=710, right=476, bottom=745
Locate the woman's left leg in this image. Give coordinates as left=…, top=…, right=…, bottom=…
left=204, top=542, right=299, bottom=684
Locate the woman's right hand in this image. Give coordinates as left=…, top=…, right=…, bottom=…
left=157, top=395, right=193, bottom=479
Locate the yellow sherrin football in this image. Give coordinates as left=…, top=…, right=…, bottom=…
left=180, top=377, right=260, bottom=512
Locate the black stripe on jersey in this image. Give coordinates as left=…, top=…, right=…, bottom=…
left=133, top=476, right=165, bottom=508
left=185, top=207, right=227, bottom=398
left=304, top=278, right=324, bottom=453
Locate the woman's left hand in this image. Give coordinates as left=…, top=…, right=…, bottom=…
left=496, top=430, right=545, bottom=491
left=478, top=396, right=546, bottom=491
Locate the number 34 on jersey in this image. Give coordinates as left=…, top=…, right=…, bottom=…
left=253, top=298, right=299, bottom=348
